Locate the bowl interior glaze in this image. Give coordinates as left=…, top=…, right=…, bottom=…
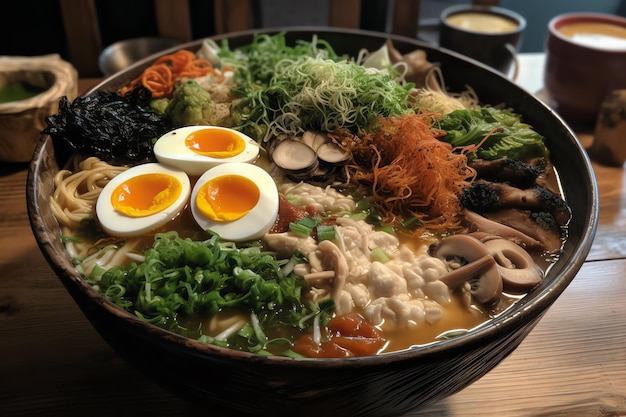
left=27, top=28, right=598, bottom=417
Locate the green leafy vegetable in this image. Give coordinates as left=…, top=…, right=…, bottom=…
left=438, top=107, right=549, bottom=161
left=90, top=231, right=330, bottom=354
left=160, top=80, right=234, bottom=127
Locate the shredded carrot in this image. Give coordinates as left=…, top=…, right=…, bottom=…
left=343, top=113, right=476, bottom=235
left=119, top=49, right=222, bottom=99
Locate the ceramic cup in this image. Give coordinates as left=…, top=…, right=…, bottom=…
left=439, top=5, right=526, bottom=78
left=544, top=13, right=626, bottom=124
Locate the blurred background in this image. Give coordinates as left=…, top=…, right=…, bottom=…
left=2, top=0, right=625, bottom=78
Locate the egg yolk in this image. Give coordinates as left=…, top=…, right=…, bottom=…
left=196, top=175, right=260, bottom=222
left=185, top=128, right=246, bottom=158
left=111, top=173, right=183, bottom=217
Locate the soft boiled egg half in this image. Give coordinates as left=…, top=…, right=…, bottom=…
left=96, top=163, right=191, bottom=238
left=191, top=162, right=279, bottom=242
left=154, top=125, right=261, bottom=176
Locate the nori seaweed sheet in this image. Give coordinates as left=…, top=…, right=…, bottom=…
left=43, top=87, right=170, bottom=164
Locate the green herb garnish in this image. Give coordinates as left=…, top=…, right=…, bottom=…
left=91, top=231, right=331, bottom=353
left=219, top=32, right=414, bottom=142
left=438, top=107, right=549, bottom=160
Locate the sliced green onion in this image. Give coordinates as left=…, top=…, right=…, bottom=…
left=375, top=225, right=396, bottom=235
left=289, top=216, right=320, bottom=237
left=249, top=312, right=269, bottom=352
left=61, top=235, right=81, bottom=243
left=281, top=250, right=307, bottom=277
left=318, top=298, right=335, bottom=311
left=402, top=216, right=422, bottom=230
left=316, top=225, right=336, bottom=242
left=90, top=264, right=107, bottom=280
left=350, top=211, right=368, bottom=221
left=365, top=212, right=383, bottom=225
left=370, top=247, right=390, bottom=263
left=282, top=349, right=305, bottom=358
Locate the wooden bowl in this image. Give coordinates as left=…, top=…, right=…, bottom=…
left=26, top=28, right=598, bottom=417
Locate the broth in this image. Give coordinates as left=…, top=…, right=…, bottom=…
left=558, top=21, right=626, bottom=50
left=199, top=295, right=495, bottom=354
left=446, top=12, right=519, bottom=33
left=381, top=297, right=493, bottom=352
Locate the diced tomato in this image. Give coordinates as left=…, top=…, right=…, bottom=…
left=292, top=313, right=386, bottom=358
left=331, top=336, right=386, bottom=357
left=292, top=334, right=353, bottom=358
left=269, top=196, right=317, bottom=233
left=327, top=312, right=382, bottom=339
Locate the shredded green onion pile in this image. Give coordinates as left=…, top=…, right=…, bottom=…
left=90, top=231, right=331, bottom=353
left=219, top=32, right=343, bottom=86
left=267, top=56, right=413, bottom=136
left=219, top=32, right=414, bottom=142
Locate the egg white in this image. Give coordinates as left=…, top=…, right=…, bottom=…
left=96, top=163, right=191, bottom=238
left=154, top=125, right=261, bottom=176
left=190, top=162, right=279, bottom=242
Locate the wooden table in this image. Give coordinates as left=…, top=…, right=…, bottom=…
left=1, top=56, right=625, bottom=417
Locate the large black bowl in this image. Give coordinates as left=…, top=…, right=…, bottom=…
left=27, top=28, right=598, bottom=417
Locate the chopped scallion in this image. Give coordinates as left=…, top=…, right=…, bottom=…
left=316, top=225, right=336, bottom=242
left=289, top=216, right=320, bottom=237
left=370, top=247, right=390, bottom=263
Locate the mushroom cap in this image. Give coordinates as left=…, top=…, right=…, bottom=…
left=317, top=142, right=351, bottom=165
left=483, top=238, right=543, bottom=292
left=270, top=138, right=320, bottom=179
left=432, top=234, right=503, bottom=305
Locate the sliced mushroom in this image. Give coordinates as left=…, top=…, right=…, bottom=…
left=316, top=240, right=349, bottom=302
left=301, top=131, right=329, bottom=151
left=432, top=235, right=502, bottom=305
left=317, top=142, right=351, bottom=166
left=432, top=234, right=490, bottom=261
left=270, top=138, right=319, bottom=179
left=303, top=270, right=336, bottom=285
left=271, top=131, right=353, bottom=183
left=463, top=209, right=542, bottom=250
left=483, top=238, right=543, bottom=292
left=437, top=254, right=495, bottom=288
left=308, top=165, right=341, bottom=185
